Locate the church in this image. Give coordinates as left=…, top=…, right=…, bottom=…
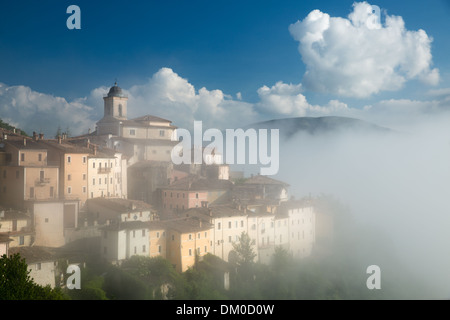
left=95, top=82, right=178, bottom=165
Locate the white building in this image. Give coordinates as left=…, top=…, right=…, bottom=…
left=100, top=221, right=150, bottom=264
left=186, top=205, right=248, bottom=262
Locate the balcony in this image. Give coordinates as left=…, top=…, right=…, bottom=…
left=98, top=167, right=111, bottom=174
left=35, top=178, right=51, bottom=186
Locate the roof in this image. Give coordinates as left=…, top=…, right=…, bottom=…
left=3, top=136, right=47, bottom=150
left=164, top=176, right=233, bottom=191
left=106, top=83, right=127, bottom=98
left=185, top=205, right=247, bottom=219
left=131, top=115, right=173, bottom=123
left=38, top=139, right=91, bottom=154
left=243, top=175, right=290, bottom=186
left=112, top=137, right=178, bottom=146
left=86, top=197, right=154, bottom=213
left=8, top=246, right=56, bottom=263
left=161, top=216, right=213, bottom=234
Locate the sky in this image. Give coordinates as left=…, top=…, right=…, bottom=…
left=1, top=0, right=450, bottom=136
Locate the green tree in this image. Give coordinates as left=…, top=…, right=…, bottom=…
left=0, top=253, right=67, bottom=300
left=231, top=232, right=256, bottom=267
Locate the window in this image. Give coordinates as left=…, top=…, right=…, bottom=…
left=40, top=171, right=45, bottom=181
left=133, top=230, right=136, bottom=238
left=105, top=178, right=107, bottom=184
left=38, top=154, right=42, bottom=161
left=110, top=178, right=113, bottom=184
left=159, top=130, right=165, bottom=137
left=189, top=249, right=192, bottom=256
left=83, top=173, right=86, bottom=180
left=241, top=220, right=244, bottom=227
left=196, top=193, right=199, bottom=199
left=35, top=263, right=41, bottom=271
left=93, top=178, right=95, bottom=185
left=142, top=245, right=146, bottom=252
left=158, top=245, right=161, bottom=253
left=30, top=187, right=34, bottom=198
left=67, top=187, right=72, bottom=194
left=45, top=218, right=49, bottom=223
left=19, top=236, right=24, bottom=245
left=93, top=162, right=96, bottom=168
left=189, top=234, right=192, bottom=240
left=68, top=174, right=71, bottom=181
left=157, top=232, right=160, bottom=238
left=142, top=229, right=145, bottom=237
left=218, top=222, right=221, bottom=230
left=172, top=235, right=175, bottom=241
left=198, top=233, right=201, bottom=239
left=204, top=232, right=207, bottom=237
left=67, top=156, right=71, bottom=163
left=21, top=153, right=25, bottom=162
left=50, top=187, right=54, bottom=198
left=82, top=156, right=86, bottom=163
left=130, top=129, right=136, bottom=136
left=82, top=186, right=86, bottom=193
left=99, top=178, right=101, bottom=185
left=228, top=221, right=232, bottom=229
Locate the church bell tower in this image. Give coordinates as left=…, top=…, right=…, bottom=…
left=103, top=82, right=128, bottom=120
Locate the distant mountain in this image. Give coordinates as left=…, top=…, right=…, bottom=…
left=245, top=116, right=393, bottom=139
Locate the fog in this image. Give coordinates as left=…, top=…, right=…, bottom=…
left=233, top=112, right=450, bottom=299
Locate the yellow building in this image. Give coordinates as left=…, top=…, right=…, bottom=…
left=0, top=136, right=59, bottom=208
left=40, top=138, right=90, bottom=206
left=164, top=216, right=213, bottom=272
left=148, top=221, right=167, bottom=258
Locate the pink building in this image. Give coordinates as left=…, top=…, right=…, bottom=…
left=161, top=176, right=232, bottom=214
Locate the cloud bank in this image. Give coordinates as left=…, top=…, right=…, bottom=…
left=288, top=1, right=439, bottom=97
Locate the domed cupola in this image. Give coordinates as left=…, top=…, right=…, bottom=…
left=107, top=82, right=126, bottom=98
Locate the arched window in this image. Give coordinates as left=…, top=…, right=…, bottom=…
left=118, top=104, right=123, bottom=117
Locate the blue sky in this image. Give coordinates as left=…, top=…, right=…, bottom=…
left=1, top=0, right=450, bottom=135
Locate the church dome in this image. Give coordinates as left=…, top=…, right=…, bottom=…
left=107, top=82, right=126, bottom=97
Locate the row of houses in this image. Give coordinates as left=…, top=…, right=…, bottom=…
left=0, top=82, right=328, bottom=289
left=98, top=199, right=316, bottom=272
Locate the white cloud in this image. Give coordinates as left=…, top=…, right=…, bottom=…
left=288, top=1, right=439, bottom=98
left=256, top=81, right=351, bottom=117
left=0, top=83, right=95, bottom=137
left=125, top=68, right=257, bottom=130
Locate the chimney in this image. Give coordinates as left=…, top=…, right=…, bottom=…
left=57, top=135, right=62, bottom=144
left=33, top=131, right=38, bottom=141
left=199, top=220, right=202, bottom=228
left=86, top=139, right=90, bottom=149
left=94, top=146, right=97, bottom=155
left=39, top=133, right=44, bottom=140
left=23, top=138, right=27, bottom=146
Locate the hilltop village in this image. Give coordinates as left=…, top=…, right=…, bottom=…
left=0, top=83, right=332, bottom=288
